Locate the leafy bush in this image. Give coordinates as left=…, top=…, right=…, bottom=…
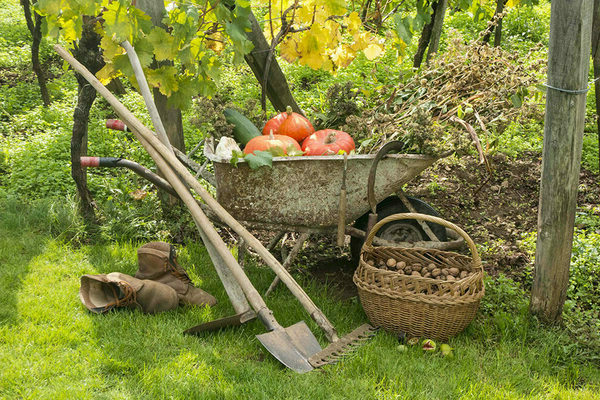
left=521, top=226, right=600, bottom=315
left=501, top=3, right=551, bottom=50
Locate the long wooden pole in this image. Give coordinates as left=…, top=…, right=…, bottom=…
left=54, top=44, right=339, bottom=342
left=530, top=0, right=593, bottom=323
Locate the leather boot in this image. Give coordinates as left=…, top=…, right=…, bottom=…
left=79, top=272, right=179, bottom=314
left=135, top=241, right=217, bottom=307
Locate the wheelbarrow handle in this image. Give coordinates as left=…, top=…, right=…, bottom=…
left=367, top=141, right=407, bottom=215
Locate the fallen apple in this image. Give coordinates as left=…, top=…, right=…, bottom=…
left=440, top=343, right=454, bottom=357
left=422, top=339, right=437, bottom=351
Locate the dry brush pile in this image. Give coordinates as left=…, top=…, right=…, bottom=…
left=342, top=31, right=547, bottom=158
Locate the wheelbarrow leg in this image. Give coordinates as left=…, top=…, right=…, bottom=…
left=265, top=232, right=311, bottom=297
left=237, top=235, right=246, bottom=269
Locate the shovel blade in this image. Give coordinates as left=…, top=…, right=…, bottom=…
left=256, top=325, right=319, bottom=374
left=183, top=310, right=256, bottom=335
left=283, top=321, right=323, bottom=359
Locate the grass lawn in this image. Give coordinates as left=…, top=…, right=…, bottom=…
left=1, top=196, right=599, bottom=399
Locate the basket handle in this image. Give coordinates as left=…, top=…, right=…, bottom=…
left=363, top=213, right=481, bottom=268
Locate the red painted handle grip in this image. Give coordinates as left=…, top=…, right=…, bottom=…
left=106, top=119, right=127, bottom=131
left=80, top=157, right=100, bottom=167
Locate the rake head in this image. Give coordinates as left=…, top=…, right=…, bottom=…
left=308, top=324, right=378, bottom=368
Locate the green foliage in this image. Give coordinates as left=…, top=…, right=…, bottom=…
left=501, top=3, right=550, bottom=50
left=521, top=226, right=600, bottom=317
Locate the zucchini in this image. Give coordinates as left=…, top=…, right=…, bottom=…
left=224, top=108, right=261, bottom=146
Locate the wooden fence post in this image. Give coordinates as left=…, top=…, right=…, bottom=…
left=530, top=0, right=593, bottom=323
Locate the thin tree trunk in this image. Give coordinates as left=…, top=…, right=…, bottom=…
left=20, top=0, right=50, bottom=106
left=593, top=0, right=600, bottom=170
left=493, top=0, right=507, bottom=46
left=482, top=0, right=506, bottom=45
left=530, top=0, right=592, bottom=323
left=425, top=0, right=448, bottom=63
left=413, top=2, right=436, bottom=69
left=71, top=18, right=104, bottom=230
left=244, top=12, right=301, bottom=113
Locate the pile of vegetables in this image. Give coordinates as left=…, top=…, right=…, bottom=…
left=223, top=106, right=356, bottom=169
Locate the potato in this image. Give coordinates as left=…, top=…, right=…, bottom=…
left=431, top=268, right=441, bottom=277
left=404, top=266, right=413, bottom=274
left=386, top=258, right=397, bottom=267
left=411, top=271, right=422, bottom=277
left=396, top=261, right=406, bottom=270
left=449, top=267, right=460, bottom=276
left=423, top=272, right=432, bottom=278
left=412, top=264, right=422, bottom=272
left=427, top=263, right=436, bottom=271
left=367, top=259, right=375, bottom=266
left=460, top=270, right=469, bottom=279
left=441, top=268, right=449, bottom=276
left=446, top=275, right=456, bottom=282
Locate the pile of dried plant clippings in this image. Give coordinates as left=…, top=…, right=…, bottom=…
left=343, top=30, right=547, bottom=157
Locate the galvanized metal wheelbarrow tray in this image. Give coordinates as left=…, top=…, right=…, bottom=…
left=205, top=142, right=438, bottom=233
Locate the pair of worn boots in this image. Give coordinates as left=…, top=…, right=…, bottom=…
left=79, top=242, right=217, bottom=314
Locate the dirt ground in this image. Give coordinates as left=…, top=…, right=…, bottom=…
left=286, top=152, right=600, bottom=299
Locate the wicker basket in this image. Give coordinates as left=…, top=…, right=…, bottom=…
left=353, top=213, right=484, bottom=341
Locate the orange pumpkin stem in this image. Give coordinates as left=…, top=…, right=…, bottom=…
left=285, top=105, right=293, bottom=116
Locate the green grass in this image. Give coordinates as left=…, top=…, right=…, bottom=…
left=1, top=195, right=599, bottom=399
left=1, top=0, right=599, bottom=397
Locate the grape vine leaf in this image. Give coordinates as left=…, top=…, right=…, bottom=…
left=146, top=66, right=179, bottom=96
left=147, top=27, right=177, bottom=61
left=244, top=151, right=273, bottom=169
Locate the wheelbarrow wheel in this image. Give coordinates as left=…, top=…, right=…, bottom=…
left=350, top=196, right=447, bottom=265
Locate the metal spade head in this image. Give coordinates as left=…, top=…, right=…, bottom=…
left=256, top=321, right=323, bottom=374
left=183, top=310, right=256, bottom=335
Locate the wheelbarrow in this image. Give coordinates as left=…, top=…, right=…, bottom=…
left=203, top=140, right=461, bottom=294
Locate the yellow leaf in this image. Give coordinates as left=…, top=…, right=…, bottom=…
left=330, top=45, right=355, bottom=68
left=280, top=38, right=299, bottom=63
left=363, top=43, right=383, bottom=60
left=190, top=37, right=204, bottom=60
left=96, top=63, right=119, bottom=84
left=345, top=11, right=362, bottom=35
left=300, top=51, right=324, bottom=69
left=506, top=0, right=519, bottom=7
left=206, top=32, right=224, bottom=53
left=100, top=35, right=124, bottom=61
left=351, top=31, right=371, bottom=51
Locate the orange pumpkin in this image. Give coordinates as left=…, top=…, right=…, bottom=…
left=244, top=131, right=301, bottom=155
left=262, top=112, right=287, bottom=136
left=301, top=129, right=355, bottom=156
left=263, top=106, right=314, bottom=142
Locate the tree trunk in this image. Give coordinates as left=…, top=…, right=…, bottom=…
left=71, top=18, right=105, bottom=230
left=494, top=0, right=507, bottom=46
left=413, top=2, right=436, bottom=69
left=244, top=12, right=301, bottom=113
left=425, top=0, right=448, bottom=63
left=530, top=0, right=592, bottom=323
left=136, top=0, right=185, bottom=152
left=20, top=0, right=50, bottom=106
left=482, top=0, right=506, bottom=45
left=593, top=0, right=600, bottom=169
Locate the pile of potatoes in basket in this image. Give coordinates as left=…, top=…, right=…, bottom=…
left=364, top=257, right=475, bottom=282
